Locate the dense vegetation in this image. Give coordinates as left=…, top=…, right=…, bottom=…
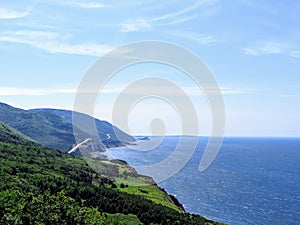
left=0, top=102, right=77, bottom=151
left=0, top=129, right=223, bottom=224
left=0, top=121, right=37, bottom=146
left=31, top=108, right=136, bottom=146
left=0, top=102, right=135, bottom=151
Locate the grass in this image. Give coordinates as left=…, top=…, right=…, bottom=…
left=86, top=158, right=183, bottom=212
left=117, top=185, right=180, bottom=212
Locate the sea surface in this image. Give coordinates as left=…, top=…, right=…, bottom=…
left=108, top=137, right=300, bottom=225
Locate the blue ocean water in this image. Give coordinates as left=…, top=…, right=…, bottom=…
left=108, top=137, right=300, bottom=225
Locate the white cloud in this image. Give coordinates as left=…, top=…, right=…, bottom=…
left=243, top=47, right=258, bottom=56
left=99, top=84, right=250, bottom=97
left=278, top=94, right=300, bottom=98
left=181, top=86, right=250, bottom=96
left=244, top=42, right=282, bottom=55
left=244, top=41, right=300, bottom=58
left=0, top=86, right=130, bottom=96
left=0, top=87, right=75, bottom=96
left=61, top=1, right=104, bottom=9
left=160, top=15, right=199, bottom=26
left=120, top=0, right=219, bottom=32
left=0, top=6, right=30, bottom=19
left=0, top=85, right=250, bottom=97
left=219, top=87, right=251, bottom=95
left=0, top=1, right=38, bottom=19
left=152, top=0, right=218, bottom=22
left=170, top=31, right=219, bottom=45
left=121, top=19, right=151, bottom=32
left=0, top=30, right=113, bottom=56
left=48, top=0, right=104, bottom=9
left=290, top=51, right=300, bottom=58
left=16, top=21, right=56, bottom=30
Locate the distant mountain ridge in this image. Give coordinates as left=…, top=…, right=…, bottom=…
left=0, top=102, right=135, bottom=152
left=31, top=108, right=135, bottom=147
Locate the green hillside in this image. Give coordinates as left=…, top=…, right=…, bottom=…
left=0, top=102, right=135, bottom=152
left=0, top=121, right=37, bottom=146
left=0, top=102, right=76, bottom=151
left=0, top=129, right=223, bottom=225
left=31, top=108, right=136, bottom=146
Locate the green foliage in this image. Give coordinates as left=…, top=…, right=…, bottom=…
left=0, top=121, right=37, bottom=146
left=87, top=158, right=182, bottom=212
left=103, top=213, right=141, bottom=225
left=0, top=102, right=135, bottom=151
left=30, top=108, right=136, bottom=146
left=0, top=102, right=76, bottom=151
left=0, top=189, right=105, bottom=225
left=0, top=139, right=222, bottom=224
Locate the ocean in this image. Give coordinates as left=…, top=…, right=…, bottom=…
left=108, top=137, right=300, bottom=225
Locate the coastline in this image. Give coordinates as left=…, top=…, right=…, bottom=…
left=110, top=155, right=187, bottom=212
left=105, top=140, right=187, bottom=212
left=105, top=138, right=228, bottom=225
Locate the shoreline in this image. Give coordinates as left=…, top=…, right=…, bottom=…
left=105, top=141, right=187, bottom=212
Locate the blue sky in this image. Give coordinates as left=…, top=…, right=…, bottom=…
left=0, top=0, right=300, bottom=137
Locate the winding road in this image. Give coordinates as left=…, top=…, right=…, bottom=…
left=68, top=138, right=92, bottom=154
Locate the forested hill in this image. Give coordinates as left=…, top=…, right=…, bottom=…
left=0, top=126, right=225, bottom=225
left=0, top=102, right=135, bottom=152
left=31, top=108, right=136, bottom=147
left=0, top=121, right=37, bottom=146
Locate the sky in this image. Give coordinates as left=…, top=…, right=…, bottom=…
left=0, top=0, right=300, bottom=137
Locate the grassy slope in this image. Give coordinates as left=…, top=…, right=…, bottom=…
left=87, top=158, right=181, bottom=212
